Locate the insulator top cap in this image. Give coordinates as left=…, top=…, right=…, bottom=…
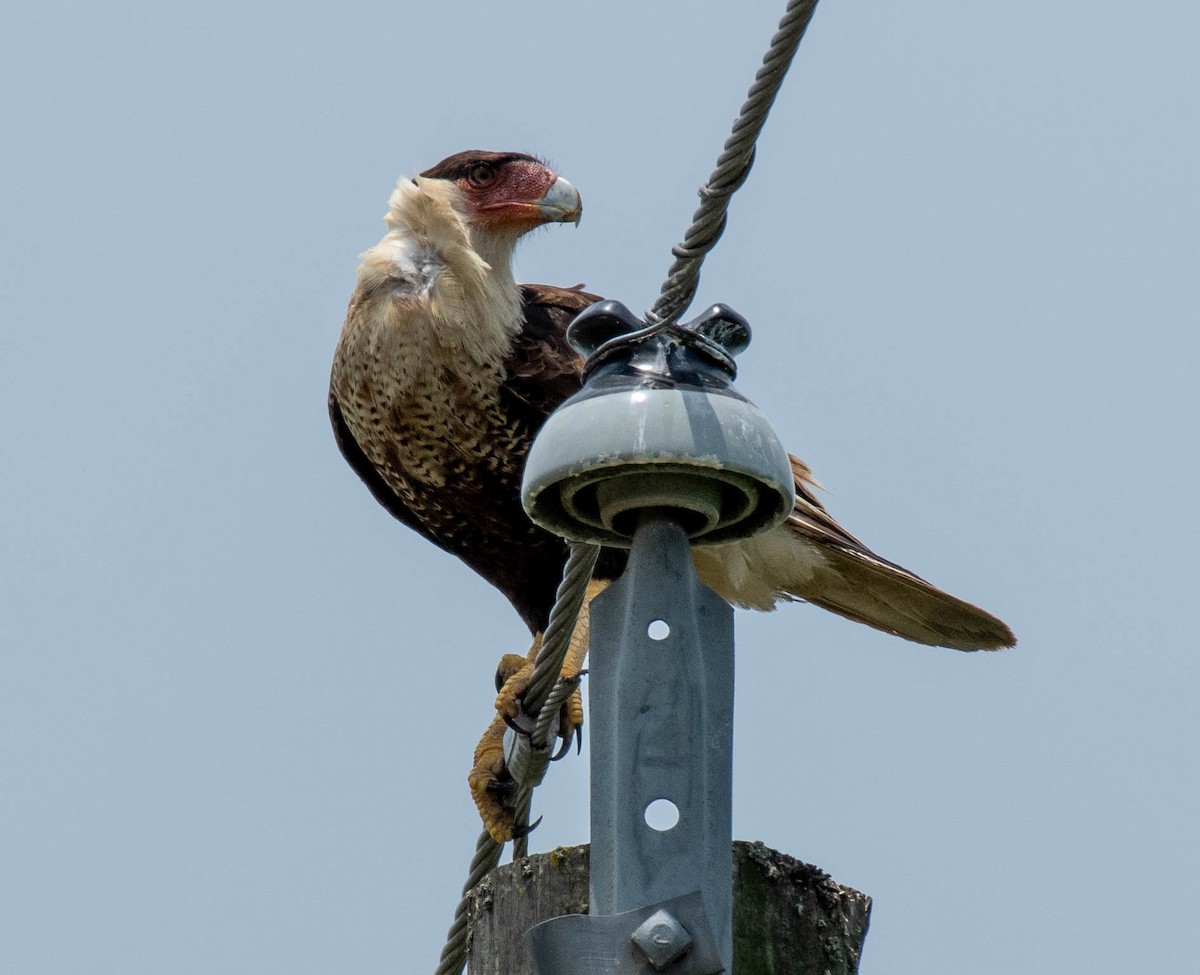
left=568, top=299, right=751, bottom=374
left=522, top=301, right=795, bottom=547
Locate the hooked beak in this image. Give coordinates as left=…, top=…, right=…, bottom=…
left=475, top=173, right=583, bottom=230
left=535, top=176, right=582, bottom=226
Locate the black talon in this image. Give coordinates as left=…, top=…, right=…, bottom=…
left=511, top=815, right=543, bottom=840
left=549, top=732, right=572, bottom=762
left=501, top=712, right=530, bottom=736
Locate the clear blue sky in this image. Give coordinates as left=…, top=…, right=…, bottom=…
left=2, top=1, right=1197, bottom=972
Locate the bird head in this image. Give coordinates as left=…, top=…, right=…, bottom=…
left=417, top=150, right=582, bottom=243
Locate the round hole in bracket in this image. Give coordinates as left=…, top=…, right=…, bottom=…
left=647, top=619, right=670, bottom=641
left=644, top=798, right=680, bottom=832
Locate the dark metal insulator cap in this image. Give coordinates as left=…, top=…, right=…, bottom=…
left=567, top=299, right=752, bottom=381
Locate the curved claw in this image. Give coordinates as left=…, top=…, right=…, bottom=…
left=501, top=712, right=530, bottom=737
left=549, top=731, right=573, bottom=762
left=511, top=815, right=543, bottom=840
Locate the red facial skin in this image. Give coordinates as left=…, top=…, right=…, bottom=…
left=418, top=150, right=578, bottom=233
left=456, top=159, right=561, bottom=233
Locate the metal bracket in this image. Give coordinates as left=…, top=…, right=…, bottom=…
left=526, top=890, right=724, bottom=975
left=524, top=516, right=734, bottom=973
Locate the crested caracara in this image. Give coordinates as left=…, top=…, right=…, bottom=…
left=329, top=150, right=1015, bottom=840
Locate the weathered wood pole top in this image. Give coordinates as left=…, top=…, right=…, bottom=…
left=466, top=841, right=871, bottom=975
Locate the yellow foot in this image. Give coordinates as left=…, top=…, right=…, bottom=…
left=467, top=642, right=585, bottom=844
left=465, top=580, right=610, bottom=844
left=467, top=711, right=518, bottom=843
left=492, top=640, right=582, bottom=745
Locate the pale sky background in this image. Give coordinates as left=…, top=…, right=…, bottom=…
left=2, top=1, right=1197, bottom=972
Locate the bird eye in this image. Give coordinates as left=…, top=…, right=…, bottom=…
left=467, top=163, right=497, bottom=187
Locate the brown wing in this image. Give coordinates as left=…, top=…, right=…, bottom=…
left=500, top=284, right=600, bottom=420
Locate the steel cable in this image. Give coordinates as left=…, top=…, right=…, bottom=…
left=646, top=0, right=820, bottom=328
left=433, top=2, right=820, bottom=970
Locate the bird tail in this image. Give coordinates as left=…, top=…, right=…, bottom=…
left=690, top=455, right=1015, bottom=651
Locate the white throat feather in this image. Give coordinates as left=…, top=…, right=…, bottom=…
left=356, top=175, right=524, bottom=373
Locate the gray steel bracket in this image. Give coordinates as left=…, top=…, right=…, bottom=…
left=526, top=890, right=724, bottom=975
left=526, top=516, right=734, bottom=974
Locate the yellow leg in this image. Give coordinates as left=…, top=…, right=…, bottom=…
left=467, top=579, right=610, bottom=843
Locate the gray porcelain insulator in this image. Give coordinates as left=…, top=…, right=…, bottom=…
left=520, top=300, right=796, bottom=548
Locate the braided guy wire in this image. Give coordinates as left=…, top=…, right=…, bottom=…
left=434, top=1, right=823, bottom=967
left=512, top=670, right=586, bottom=859
left=521, top=543, right=600, bottom=711
left=507, top=543, right=599, bottom=847
left=432, top=828, right=503, bottom=975
left=646, top=0, right=821, bottom=327
left=433, top=546, right=597, bottom=973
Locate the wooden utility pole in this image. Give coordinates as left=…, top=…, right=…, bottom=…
left=466, top=841, right=870, bottom=974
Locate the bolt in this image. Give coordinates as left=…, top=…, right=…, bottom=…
left=631, top=909, right=693, bottom=971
